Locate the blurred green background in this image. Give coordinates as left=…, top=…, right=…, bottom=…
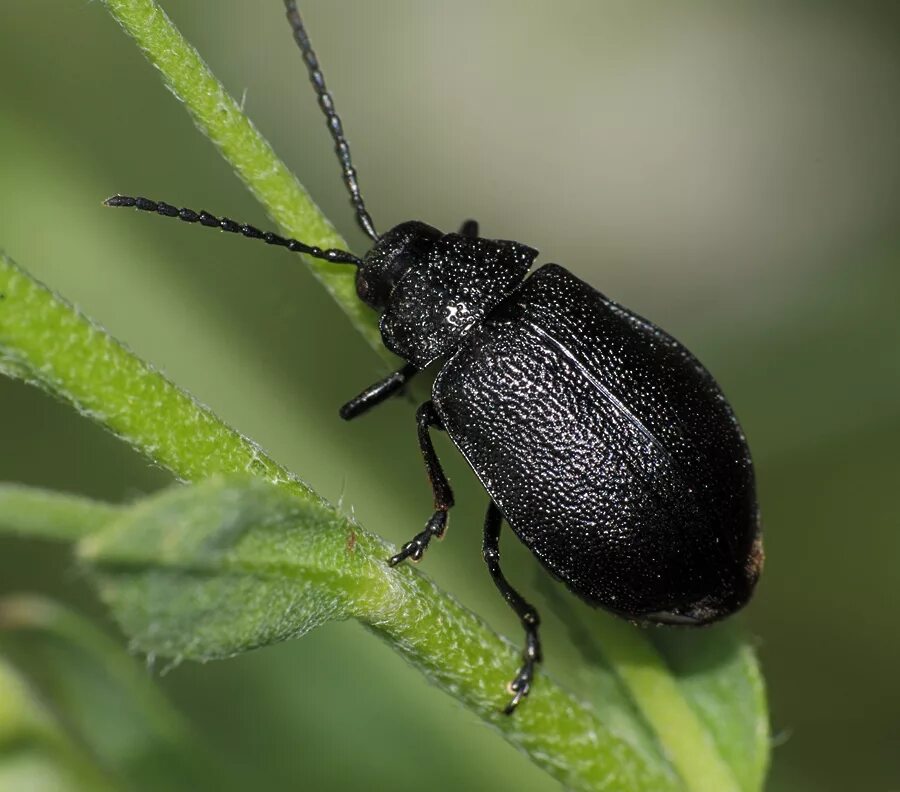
left=2, top=1, right=899, bottom=789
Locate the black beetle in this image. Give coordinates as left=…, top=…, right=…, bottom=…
left=105, top=0, right=763, bottom=714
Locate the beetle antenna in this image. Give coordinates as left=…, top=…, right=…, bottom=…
left=284, top=1, right=379, bottom=243
left=103, top=195, right=363, bottom=267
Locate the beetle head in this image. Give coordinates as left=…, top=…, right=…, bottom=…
left=356, top=221, right=442, bottom=310
left=359, top=224, right=537, bottom=368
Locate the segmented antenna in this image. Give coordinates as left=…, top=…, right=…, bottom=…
left=104, top=195, right=363, bottom=267
left=284, top=1, right=379, bottom=242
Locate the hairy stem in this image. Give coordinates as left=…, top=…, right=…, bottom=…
left=0, top=254, right=313, bottom=498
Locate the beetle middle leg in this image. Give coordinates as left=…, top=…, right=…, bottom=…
left=388, top=401, right=454, bottom=566
left=483, top=500, right=542, bottom=714
left=339, top=363, right=418, bottom=420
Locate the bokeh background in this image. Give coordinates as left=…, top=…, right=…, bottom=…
left=2, top=1, right=899, bottom=789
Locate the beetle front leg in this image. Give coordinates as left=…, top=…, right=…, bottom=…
left=483, top=500, right=542, bottom=714
left=339, top=363, right=418, bottom=420
left=388, top=401, right=455, bottom=566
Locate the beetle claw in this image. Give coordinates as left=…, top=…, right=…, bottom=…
left=387, top=511, right=448, bottom=567
left=388, top=541, right=419, bottom=566
left=503, top=658, right=535, bottom=715
left=503, top=688, right=527, bottom=716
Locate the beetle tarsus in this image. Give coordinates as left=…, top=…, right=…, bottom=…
left=504, top=657, right=536, bottom=715
left=483, top=500, right=542, bottom=714
left=504, top=617, right=541, bottom=714
left=388, top=510, right=446, bottom=566
left=385, top=401, right=455, bottom=566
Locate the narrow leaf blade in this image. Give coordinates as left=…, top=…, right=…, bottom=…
left=654, top=626, right=769, bottom=792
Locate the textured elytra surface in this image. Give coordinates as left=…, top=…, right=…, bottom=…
left=433, top=264, right=759, bottom=622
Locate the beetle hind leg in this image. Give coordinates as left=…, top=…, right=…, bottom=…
left=483, top=500, right=542, bottom=714
left=388, top=401, right=455, bottom=566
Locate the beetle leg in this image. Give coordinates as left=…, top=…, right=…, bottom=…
left=339, top=363, right=418, bottom=420
left=458, top=219, right=479, bottom=238
left=482, top=500, right=542, bottom=715
left=388, top=401, right=455, bottom=566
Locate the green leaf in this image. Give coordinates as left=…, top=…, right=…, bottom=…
left=539, top=578, right=768, bottom=792
left=78, top=475, right=365, bottom=660
left=654, top=627, right=769, bottom=792
left=593, top=618, right=753, bottom=792
left=0, top=596, right=236, bottom=792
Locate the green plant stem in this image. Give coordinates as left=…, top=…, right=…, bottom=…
left=0, top=254, right=314, bottom=500
left=99, top=0, right=385, bottom=355
left=360, top=575, right=681, bottom=791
